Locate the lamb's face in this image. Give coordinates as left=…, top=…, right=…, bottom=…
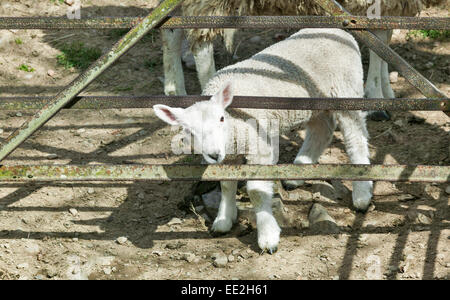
left=153, top=83, right=234, bottom=164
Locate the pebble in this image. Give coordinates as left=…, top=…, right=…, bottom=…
left=445, top=186, right=450, bottom=195
left=0, top=129, right=3, bottom=134
left=77, top=128, right=86, bottom=134
left=227, top=254, right=235, bottom=262
left=103, top=267, right=112, bottom=275
left=389, top=71, right=399, bottom=83
left=211, top=252, right=228, bottom=268
left=181, top=252, right=196, bottom=263
left=65, top=0, right=75, bottom=5
left=393, top=119, right=404, bottom=127
left=308, top=203, right=339, bottom=234
left=167, top=217, right=183, bottom=226
left=24, top=242, right=40, bottom=255
left=47, top=69, right=55, bottom=77
left=87, top=188, right=95, bottom=194
left=417, top=213, right=432, bottom=225
left=17, top=263, right=29, bottom=269
left=116, top=236, right=128, bottom=245
left=152, top=250, right=163, bottom=256
left=249, top=35, right=262, bottom=43
left=47, top=153, right=59, bottom=160
left=16, top=112, right=23, bottom=117
left=69, top=208, right=78, bottom=216
left=137, top=192, right=145, bottom=200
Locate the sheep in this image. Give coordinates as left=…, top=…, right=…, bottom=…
left=161, top=0, right=446, bottom=120
left=154, top=28, right=372, bottom=253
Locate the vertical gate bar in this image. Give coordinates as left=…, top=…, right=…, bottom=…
left=314, top=0, right=449, bottom=117
left=0, top=0, right=184, bottom=163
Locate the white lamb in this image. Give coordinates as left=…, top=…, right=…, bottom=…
left=154, top=28, right=372, bottom=253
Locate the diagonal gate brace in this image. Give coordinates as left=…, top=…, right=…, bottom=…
left=0, top=0, right=184, bottom=162
left=315, top=0, right=449, bottom=117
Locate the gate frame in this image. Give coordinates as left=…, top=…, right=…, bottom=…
left=0, top=0, right=448, bottom=183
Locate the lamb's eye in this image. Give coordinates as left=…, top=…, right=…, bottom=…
left=220, top=116, right=224, bottom=122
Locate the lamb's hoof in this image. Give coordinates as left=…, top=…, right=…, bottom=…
left=368, top=110, right=391, bottom=122
left=211, top=217, right=233, bottom=234
left=257, top=221, right=281, bottom=254
left=352, top=198, right=371, bottom=213
left=281, top=180, right=305, bottom=191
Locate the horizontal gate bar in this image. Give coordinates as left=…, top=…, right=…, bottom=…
left=0, top=164, right=448, bottom=182
left=0, top=16, right=448, bottom=30
left=0, top=96, right=448, bottom=111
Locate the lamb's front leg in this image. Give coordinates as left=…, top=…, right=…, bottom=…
left=247, top=181, right=280, bottom=253
left=211, top=181, right=237, bottom=233
left=336, top=112, right=373, bottom=212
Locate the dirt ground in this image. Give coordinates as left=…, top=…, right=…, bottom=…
left=0, top=0, right=449, bottom=280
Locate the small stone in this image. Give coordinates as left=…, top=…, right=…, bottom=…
left=0, top=129, right=3, bottom=134
left=47, top=69, right=55, bottom=77
left=424, top=62, right=434, bottom=69
left=77, top=128, right=86, bottom=134
left=137, top=192, right=145, bottom=200
left=65, top=0, right=75, bottom=5
left=398, top=194, right=416, bottom=202
left=211, top=252, right=228, bottom=268
left=308, top=203, right=339, bottom=234
left=87, top=188, right=95, bottom=194
left=103, top=267, right=112, bottom=275
left=227, top=254, right=235, bottom=262
left=194, top=205, right=204, bottom=212
left=16, top=112, right=23, bottom=117
left=181, top=252, right=196, bottom=263
left=393, top=119, right=404, bottom=127
left=116, top=236, right=128, bottom=245
left=445, top=186, right=450, bottom=195
left=389, top=71, right=399, bottom=83
left=167, top=217, right=182, bottom=226
left=47, top=153, right=58, bottom=160
left=152, top=250, right=163, bottom=256
left=69, top=208, right=78, bottom=216
left=17, top=263, right=29, bottom=269
left=417, top=213, right=432, bottom=225
left=285, top=146, right=294, bottom=152
left=249, top=35, right=262, bottom=43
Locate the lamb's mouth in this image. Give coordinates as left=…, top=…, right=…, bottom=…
left=204, top=153, right=223, bottom=164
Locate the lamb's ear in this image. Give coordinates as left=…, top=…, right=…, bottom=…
left=153, top=104, right=185, bottom=126
left=212, top=82, right=233, bottom=109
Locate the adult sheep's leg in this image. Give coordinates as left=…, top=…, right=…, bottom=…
left=365, top=30, right=391, bottom=121
left=211, top=181, right=238, bottom=233
left=247, top=180, right=280, bottom=253
left=193, top=41, right=216, bottom=90
left=336, top=111, right=373, bottom=212
left=283, top=113, right=336, bottom=190
left=381, top=30, right=395, bottom=99
left=161, top=29, right=186, bottom=96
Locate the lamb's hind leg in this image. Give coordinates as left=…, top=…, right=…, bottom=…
left=161, top=29, right=186, bottom=95
left=283, top=113, right=336, bottom=190
left=211, top=181, right=238, bottom=233
left=247, top=180, right=280, bottom=253
left=336, top=112, right=373, bottom=212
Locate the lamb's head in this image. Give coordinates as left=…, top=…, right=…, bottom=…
left=153, top=82, right=233, bottom=164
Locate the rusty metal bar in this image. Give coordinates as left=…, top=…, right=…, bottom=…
left=0, top=0, right=183, bottom=163
left=0, top=164, right=447, bottom=182
left=315, top=0, right=449, bottom=117
left=0, top=96, right=448, bottom=111
left=0, top=16, right=448, bottom=30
